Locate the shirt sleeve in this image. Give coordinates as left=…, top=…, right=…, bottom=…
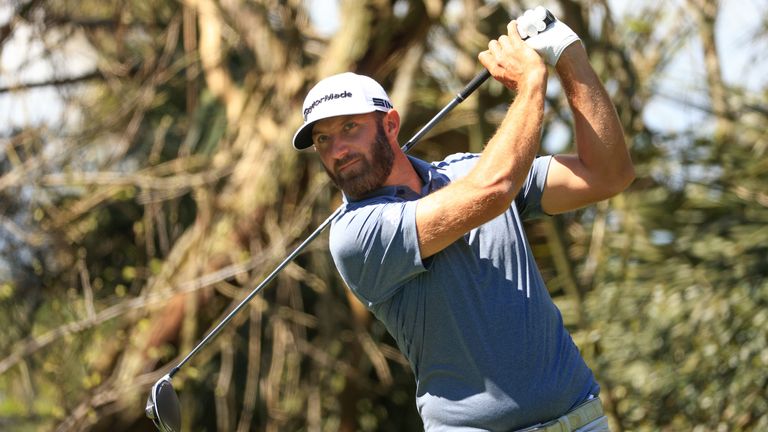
left=515, top=155, right=553, bottom=220
left=329, top=199, right=426, bottom=307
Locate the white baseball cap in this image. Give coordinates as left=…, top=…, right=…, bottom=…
left=292, top=72, right=394, bottom=150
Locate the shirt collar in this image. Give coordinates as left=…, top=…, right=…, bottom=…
left=342, top=155, right=445, bottom=203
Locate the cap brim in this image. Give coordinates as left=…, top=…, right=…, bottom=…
left=292, top=106, right=387, bottom=151
left=292, top=120, right=318, bottom=150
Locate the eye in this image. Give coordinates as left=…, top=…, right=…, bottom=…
left=342, top=121, right=358, bottom=133
left=313, top=134, right=330, bottom=146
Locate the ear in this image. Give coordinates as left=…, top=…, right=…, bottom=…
left=384, top=109, right=401, bottom=140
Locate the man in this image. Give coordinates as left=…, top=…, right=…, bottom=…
left=292, top=8, right=634, bottom=432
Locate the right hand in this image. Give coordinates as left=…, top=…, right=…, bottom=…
left=478, top=20, right=547, bottom=92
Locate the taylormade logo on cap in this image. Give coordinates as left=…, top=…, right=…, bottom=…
left=303, top=91, right=353, bottom=119
left=292, top=72, right=394, bottom=150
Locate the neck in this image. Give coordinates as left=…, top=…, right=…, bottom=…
left=384, top=150, right=422, bottom=193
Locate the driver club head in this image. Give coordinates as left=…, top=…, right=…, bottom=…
left=146, top=374, right=182, bottom=432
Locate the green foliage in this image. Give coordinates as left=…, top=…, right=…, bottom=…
left=584, top=130, right=768, bottom=430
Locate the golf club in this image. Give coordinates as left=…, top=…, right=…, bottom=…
left=145, top=10, right=555, bottom=431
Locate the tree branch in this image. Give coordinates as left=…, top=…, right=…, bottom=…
left=0, top=71, right=101, bottom=94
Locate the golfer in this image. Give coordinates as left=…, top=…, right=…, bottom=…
left=292, top=8, right=634, bottom=432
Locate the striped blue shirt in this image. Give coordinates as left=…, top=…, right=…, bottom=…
left=329, top=154, right=599, bottom=431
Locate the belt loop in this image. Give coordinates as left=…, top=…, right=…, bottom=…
left=557, top=414, right=572, bottom=432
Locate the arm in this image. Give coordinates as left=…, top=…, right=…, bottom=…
left=541, top=43, right=635, bottom=215
left=415, top=21, right=547, bottom=259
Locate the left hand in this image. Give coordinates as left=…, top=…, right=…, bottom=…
left=516, top=6, right=581, bottom=66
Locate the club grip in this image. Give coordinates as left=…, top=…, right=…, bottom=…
left=457, top=70, right=492, bottom=101
left=457, top=9, right=556, bottom=101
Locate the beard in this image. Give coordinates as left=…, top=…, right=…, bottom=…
left=324, top=120, right=395, bottom=200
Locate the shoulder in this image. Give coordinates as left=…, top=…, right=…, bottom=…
left=431, top=152, right=480, bottom=179
left=330, top=197, right=415, bottom=250
left=335, top=195, right=406, bottom=223
left=329, top=198, right=425, bottom=305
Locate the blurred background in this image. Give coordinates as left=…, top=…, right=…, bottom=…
left=1, top=0, right=766, bottom=430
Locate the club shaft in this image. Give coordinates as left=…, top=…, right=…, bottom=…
left=399, top=9, right=554, bottom=153
left=171, top=206, right=342, bottom=377
left=401, top=70, right=491, bottom=153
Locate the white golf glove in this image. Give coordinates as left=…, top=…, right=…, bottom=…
left=516, top=6, right=580, bottom=66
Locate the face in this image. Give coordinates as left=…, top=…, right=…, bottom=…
left=312, top=112, right=395, bottom=199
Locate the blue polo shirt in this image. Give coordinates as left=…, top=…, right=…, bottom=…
left=329, top=154, right=599, bottom=431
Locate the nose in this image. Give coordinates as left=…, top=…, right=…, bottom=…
left=327, top=135, right=352, bottom=160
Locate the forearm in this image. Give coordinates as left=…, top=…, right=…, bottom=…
left=415, top=72, right=546, bottom=258
left=466, top=72, right=546, bottom=205
left=415, top=20, right=549, bottom=259
left=556, top=43, right=634, bottom=190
